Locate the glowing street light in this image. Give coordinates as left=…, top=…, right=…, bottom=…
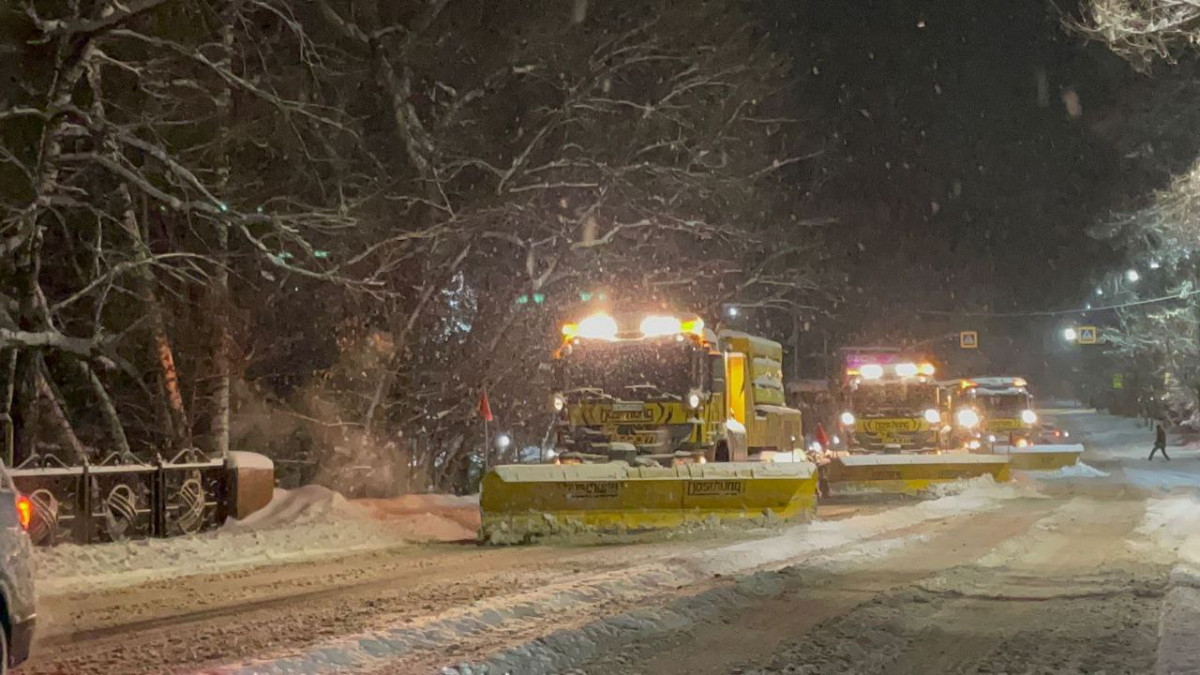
left=494, top=433, right=511, bottom=451
left=1126, top=269, right=1140, bottom=283
left=726, top=305, right=740, bottom=318
left=1063, top=327, right=1078, bottom=342
left=1149, top=260, right=1161, bottom=270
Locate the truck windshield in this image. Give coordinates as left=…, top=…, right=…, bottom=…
left=977, top=393, right=1031, bottom=413
left=562, top=340, right=694, bottom=399
left=851, top=382, right=937, bottom=415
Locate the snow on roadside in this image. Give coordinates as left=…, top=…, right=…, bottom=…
left=210, top=478, right=1025, bottom=675
left=1130, top=495, right=1200, bottom=673
left=1020, top=462, right=1109, bottom=480
left=34, top=486, right=476, bottom=596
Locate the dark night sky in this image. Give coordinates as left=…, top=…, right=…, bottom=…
left=767, top=0, right=1145, bottom=319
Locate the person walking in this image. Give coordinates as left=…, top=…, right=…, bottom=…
left=1149, top=421, right=1170, bottom=461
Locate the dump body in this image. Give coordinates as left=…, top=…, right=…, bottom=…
left=720, top=332, right=802, bottom=457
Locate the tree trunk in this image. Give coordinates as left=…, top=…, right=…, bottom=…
left=126, top=192, right=191, bottom=451
left=209, top=0, right=241, bottom=460
left=77, top=360, right=132, bottom=460
left=34, top=360, right=87, bottom=463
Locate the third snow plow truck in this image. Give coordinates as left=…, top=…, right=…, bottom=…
left=958, top=376, right=1083, bottom=471
left=479, top=311, right=818, bottom=543
left=823, top=348, right=1009, bottom=495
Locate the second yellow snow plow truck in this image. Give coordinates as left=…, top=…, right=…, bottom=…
left=823, top=348, right=1009, bottom=495
left=479, top=311, right=818, bottom=543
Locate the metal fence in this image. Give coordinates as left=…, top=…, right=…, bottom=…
left=10, top=449, right=231, bottom=546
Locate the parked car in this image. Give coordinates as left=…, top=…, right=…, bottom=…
left=0, top=461, right=34, bottom=673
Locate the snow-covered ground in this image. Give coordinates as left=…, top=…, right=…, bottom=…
left=216, top=477, right=1028, bottom=674
left=34, top=485, right=479, bottom=595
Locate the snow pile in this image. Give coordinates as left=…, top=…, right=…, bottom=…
left=356, top=493, right=480, bottom=541
left=1022, top=462, right=1109, bottom=480
left=228, top=485, right=366, bottom=530
left=34, top=487, right=479, bottom=596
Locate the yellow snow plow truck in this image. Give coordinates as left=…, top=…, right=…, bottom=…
left=823, top=348, right=1009, bottom=495
left=479, top=312, right=818, bottom=543
left=957, top=377, right=1083, bottom=471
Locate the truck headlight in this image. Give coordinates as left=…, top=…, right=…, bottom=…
left=956, top=408, right=980, bottom=429
left=1020, top=409, right=1038, bottom=425
left=840, top=411, right=855, bottom=426
left=687, top=391, right=702, bottom=409
left=923, top=408, right=941, bottom=424
left=553, top=393, right=565, bottom=412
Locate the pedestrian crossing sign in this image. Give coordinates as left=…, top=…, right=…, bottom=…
left=960, top=331, right=978, bottom=349
left=1078, top=326, right=1097, bottom=345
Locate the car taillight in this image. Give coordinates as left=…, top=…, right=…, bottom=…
left=15, top=495, right=32, bottom=531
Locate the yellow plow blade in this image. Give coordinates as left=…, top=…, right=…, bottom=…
left=479, top=462, right=818, bottom=544
left=993, top=444, right=1084, bottom=471
left=824, top=454, right=1011, bottom=496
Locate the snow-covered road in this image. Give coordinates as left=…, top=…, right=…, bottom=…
left=25, top=409, right=1200, bottom=674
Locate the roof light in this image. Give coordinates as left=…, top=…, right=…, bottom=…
left=860, top=364, right=884, bottom=380
left=894, top=362, right=918, bottom=377
left=681, top=318, right=705, bottom=336
left=1012, top=377, right=1027, bottom=387
left=576, top=313, right=618, bottom=340
left=918, top=363, right=936, bottom=376
left=640, top=315, right=682, bottom=338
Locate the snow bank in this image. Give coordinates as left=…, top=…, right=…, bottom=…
left=1134, top=495, right=1200, bottom=564
left=992, top=443, right=1085, bottom=455
left=215, top=479, right=1025, bottom=674
left=34, top=487, right=478, bottom=596
left=1021, top=462, right=1109, bottom=480
left=1131, top=496, right=1200, bottom=672
left=229, top=485, right=365, bottom=530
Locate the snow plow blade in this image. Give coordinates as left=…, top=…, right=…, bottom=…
left=478, top=462, right=818, bottom=544
left=993, top=444, right=1084, bottom=471
left=824, top=454, right=1011, bottom=496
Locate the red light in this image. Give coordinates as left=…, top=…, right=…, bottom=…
left=15, top=495, right=31, bottom=531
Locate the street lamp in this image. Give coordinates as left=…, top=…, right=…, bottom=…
left=1063, top=327, right=1078, bottom=342
left=495, top=433, right=511, bottom=451
left=726, top=305, right=739, bottom=318
left=1126, top=269, right=1140, bottom=283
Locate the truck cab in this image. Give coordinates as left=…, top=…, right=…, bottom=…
left=836, top=350, right=948, bottom=453
left=551, top=312, right=800, bottom=465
